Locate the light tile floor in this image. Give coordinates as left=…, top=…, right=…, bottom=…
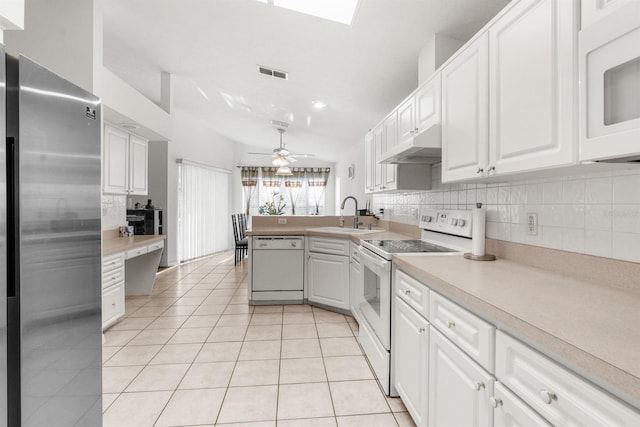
left=102, top=251, right=416, bottom=427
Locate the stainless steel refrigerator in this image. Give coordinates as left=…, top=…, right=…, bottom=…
left=1, top=45, right=102, bottom=426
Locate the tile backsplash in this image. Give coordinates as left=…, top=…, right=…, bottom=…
left=102, top=194, right=127, bottom=231
left=373, top=165, right=640, bottom=263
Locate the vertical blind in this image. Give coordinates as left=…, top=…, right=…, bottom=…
left=177, top=160, right=230, bottom=262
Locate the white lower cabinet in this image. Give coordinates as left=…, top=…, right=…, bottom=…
left=496, top=331, right=640, bottom=426
left=308, top=251, right=350, bottom=310
left=349, top=243, right=364, bottom=323
left=393, top=296, right=429, bottom=427
left=429, top=326, right=494, bottom=427
left=492, top=382, right=551, bottom=427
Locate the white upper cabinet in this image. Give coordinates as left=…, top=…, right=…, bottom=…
left=103, top=125, right=129, bottom=194
left=581, top=0, right=638, bottom=28
left=415, top=74, right=441, bottom=134
left=103, top=124, right=149, bottom=195
left=489, top=0, right=578, bottom=175
left=364, top=132, right=375, bottom=194
left=382, top=114, right=398, bottom=190
left=397, top=97, right=416, bottom=146
left=373, top=125, right=385, bottom=190
left=442, top=0, right=579, bottom=182
left=128, top=134, right=148, bottom=195
left=441, top=33, right=490, bottom=182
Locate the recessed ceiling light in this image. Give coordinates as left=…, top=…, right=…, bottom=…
left=257, top=0, right=360, bottom=26
left=312, top=100, right=326, bottom=110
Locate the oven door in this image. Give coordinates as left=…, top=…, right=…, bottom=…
left=358, top=247, right=392, bottom=350
left=580, top=1, right=640, bottom=161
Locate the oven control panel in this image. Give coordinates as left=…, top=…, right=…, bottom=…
left=419, top=209, right=473, bottom=238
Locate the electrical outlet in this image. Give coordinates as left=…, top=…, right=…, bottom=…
left=278, top=218, right=287, bottom=225
left=527, top=213, right=538, bottom=236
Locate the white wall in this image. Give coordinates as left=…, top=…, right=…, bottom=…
left=4, top=0, right=97, bottom=92
left=165, top=109, right=237, bottom=266
left=334, top=134, right=368, bottom=214
left=0, top=0, right=24, bottom=31
left=418, top=33, right=463, bottom=85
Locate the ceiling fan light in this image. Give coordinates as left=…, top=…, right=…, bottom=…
left=276, top=166, right=293, bottom=176
left=272, top=156, right=289, bottom=166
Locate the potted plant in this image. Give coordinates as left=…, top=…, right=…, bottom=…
left=258, top=191, right=287, bottom=215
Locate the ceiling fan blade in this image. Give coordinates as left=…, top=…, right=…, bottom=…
left=247, top=152, right=274, bottom=155
left=289, top=153, right=315, bottom=158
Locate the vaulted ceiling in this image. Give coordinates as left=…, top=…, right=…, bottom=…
left=103, top=0, right=509, bottom=162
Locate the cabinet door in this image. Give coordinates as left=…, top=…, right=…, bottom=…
left=308, top=252, right=350, bottom=310
left=415, top=73, right=441, bottom=133
left=429, top=327, right=494, bottom=427
left=102, top=283, right=125, bottom=329
left=364, top=132, right=375, bottom=194
left=373, top=125, right=385, bottom=191
left=489, top=0, right=577, bottom=175
left=493, top=382, right=551, bottom=427
left=441, top=33, right=489, bottom=183
left=581, top=0, right=637, bottom=28
left=393, top=297, right=429, bottom=427
left=397, top=96, right=416, bottom=146
left=382, top=114, right=397, bottom=191
left=128, top=134, right=148, bottom=195
left=103, top=125, right=129, bottom=194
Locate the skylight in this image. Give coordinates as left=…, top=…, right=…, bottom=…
left=255, top=0, right=360, bottom=26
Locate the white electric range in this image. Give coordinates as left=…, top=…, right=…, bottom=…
left=356, top=209, right=474, bottom=396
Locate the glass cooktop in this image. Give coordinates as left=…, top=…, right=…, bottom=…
left=362, top=239, right=458, bottom=254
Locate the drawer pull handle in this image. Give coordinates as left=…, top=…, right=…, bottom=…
left=473, top=381, right=485, bottom=391
left=418, top=327, right=425, bottom=333
left=540, top=390, right=557, bottom=404
left=447, top=321, right=456, bottom=329
left=404, top=290, right=411, bottom=295
left=489, top=397, right=503, bottom=408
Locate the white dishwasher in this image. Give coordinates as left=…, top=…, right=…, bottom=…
left=250, top=236, right=304, bottom=303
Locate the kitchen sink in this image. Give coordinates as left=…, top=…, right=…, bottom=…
left=308, top=227, right=383, bottom=235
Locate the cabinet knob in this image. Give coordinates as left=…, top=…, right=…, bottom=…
left=540, top=389, right=557, bottom=404
left=404, top=290, right=411, bottom=295
left=111, top=276, right=116, bottom=280
left=418, top=327, right=426, bottom=333
left=414, top=127, right=419, bottom=133
left=489, top=397, right=503, bottom=408
left=447, top=321, right=456, bottom=329
left=488, top=165, right=496, bottom=173
left=476, top=167, right=484, bottom=174
left=111, top=303, right=116, bottom=307
left=473, top=381, right=485, bottom=391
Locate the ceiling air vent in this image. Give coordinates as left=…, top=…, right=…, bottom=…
left=257, top=65, right=288, bottom=80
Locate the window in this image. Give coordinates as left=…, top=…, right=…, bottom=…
left=240, top=167, right=330, bottom=218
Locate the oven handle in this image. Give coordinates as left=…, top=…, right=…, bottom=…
left=359, top=247, right=391, bottom=272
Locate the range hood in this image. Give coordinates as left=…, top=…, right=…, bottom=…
left=379, top=124, right=441, bottom=164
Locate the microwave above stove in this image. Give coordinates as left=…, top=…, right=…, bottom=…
left=579, top=1, right=640, bottom=162
left=127, top=209, right=163, bottom=235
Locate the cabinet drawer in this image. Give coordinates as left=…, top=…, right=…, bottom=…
left=308, top=236, right=350, bottom=256
left=102, top=268, right=124, bottom=290
left=430, top=291, right=495, bottom=373
left=147, top=240, right=164, bottom=252
left=493, top=381, right=551, bottom=427
left=395, top=269, right=429, bottom=319
left=103, top=252, right=125, bottom=274
left=126, top=245, right=148, bottom=259
left=102, top=284, right=125, bottom=329
left=496, top=331, right=640, bottom=426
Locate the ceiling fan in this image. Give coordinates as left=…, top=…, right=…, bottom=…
left=248, top=128, right=315, bottom=168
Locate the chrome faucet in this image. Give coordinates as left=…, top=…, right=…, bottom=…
left=340, top=196, right=361, bottom=229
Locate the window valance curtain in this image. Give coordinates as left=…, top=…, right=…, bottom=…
left=261, top=167, right=281, bottom=187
